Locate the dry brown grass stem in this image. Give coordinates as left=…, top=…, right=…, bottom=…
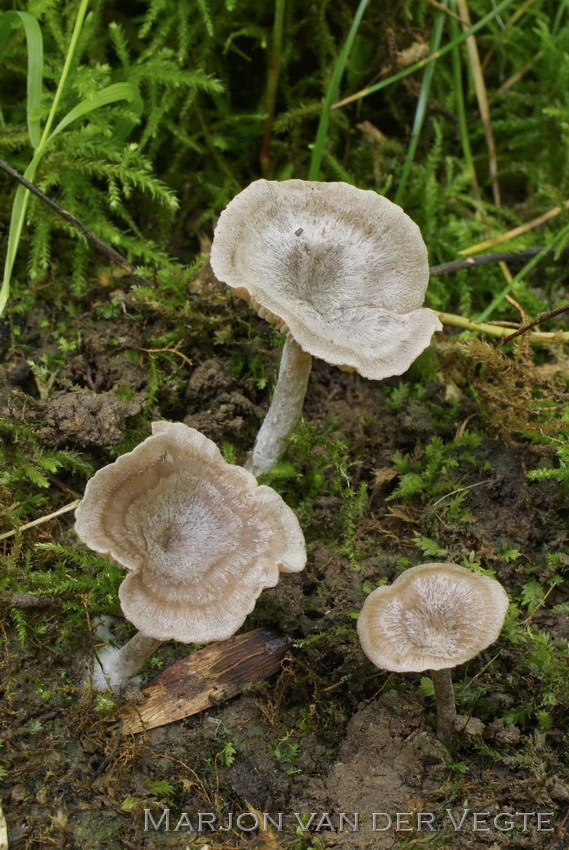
left=0, top=499, right=80, bottom=541
left=456, top=0, right=501, bottom=206
left=460, top=200, right=569, bottom=254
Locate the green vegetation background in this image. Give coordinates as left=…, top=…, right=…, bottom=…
left=0, top=0, right=568, bottom=753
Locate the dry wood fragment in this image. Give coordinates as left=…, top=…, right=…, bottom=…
left=0, top=592, right=61, bottom=610
left=120, top=629, right=288, bottom=734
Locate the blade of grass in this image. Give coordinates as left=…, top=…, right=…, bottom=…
left=49, top=83, right=137, bottom=139
left=460, top=200, right=569, bottom=255
left=449, top=6, right=480, bottom=200
left=0, top=12, right=43, bottom=148
left=0, top=84, right=137, bottom=317
left=394, top=5, right=447, bottom=205
left=454, top=0, right=513, bottom=288
left=260, top=0, right=286, bottom=177
left=476, top=224, right=569, bottom=322
left=0, top=0, right=89, bottom=316
left=456, top=0, right=501, bottom=205
left=35, top=0, right=89, bottom=151
left=481, top=0, right=538, bottom=72
left=308, top=0, right=369, bottom=180
left=0, top=1, right=139, bottom=317
left=332, top=0, right=516, bottom=110
left=496, top=51, right=542, bottom=96
left=438, top=312, right=569, bottom=343
left=552, top=1, right=568, bottom=34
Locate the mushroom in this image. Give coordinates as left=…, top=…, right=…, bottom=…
left=210, top=179, right=442, bottom=475
left=357, top=562, right=509, bottom=750
left=74, top=421, right=306, bottom=691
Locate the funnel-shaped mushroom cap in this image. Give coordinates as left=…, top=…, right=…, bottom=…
left=74, top=422, right=306, bottom=643
left=357, top=563, right=509, bottom=672
left=210, top=179, right=442, bottom=380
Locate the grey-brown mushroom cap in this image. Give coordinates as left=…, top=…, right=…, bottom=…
left=74, top=421, right=306, bottom=643
left=357, top=562, right=509, bottom=673
left=210, top=179, right=442, bottom=380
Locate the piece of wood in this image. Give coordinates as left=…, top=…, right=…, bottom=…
left=120, top=629, right=288, bottom=734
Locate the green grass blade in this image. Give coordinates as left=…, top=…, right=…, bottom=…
left=36, top=0, right=89, bottom=150
left=394, top=6, right=447, bottom=205
left=0, top=82, right=136, bottom=316
left=476, top=225, right=569, bottom=322
left=48, top=82, right=137, bottom=141
left=333, top=0, right=517, bottom=108
left=0, top=11, right=43, bottom=149
left=15, top=12, right=43, bottom=149
left=308, top=0, right=369, bottom=180
left=450, top=4, right=479, bottom=198
left=0, top=154, right=42, bottom=316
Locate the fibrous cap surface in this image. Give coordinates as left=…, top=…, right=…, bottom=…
left=75, top=422, right=306, bottom=643
left=210, top=179, right=442, bottom=380
left=357, top=562, right=509, bottom=672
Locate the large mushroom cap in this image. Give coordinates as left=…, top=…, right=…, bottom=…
left=74, top=422, right=306, bottom=643
left=210, top=179, right=442, bottom=380
left=357, top=562, right=509, bottom=672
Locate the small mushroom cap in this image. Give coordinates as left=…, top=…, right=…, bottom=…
left=210, top=179, right=442, bottom=380
left=357, top=562, right=509, bottom=673
left=74, top=422, right=306, bottom=643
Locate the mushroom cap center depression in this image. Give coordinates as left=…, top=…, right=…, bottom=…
left=210, top=181, right=443, bottom=382
left=125, top=471, right=241, bottom=583
left=213, top=180, right=431, bottom=316
left=381, top=574, right=479, bottom=665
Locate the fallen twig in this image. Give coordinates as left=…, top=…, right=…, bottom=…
left=0, top=159, right=151, bottom=286
left=430, top=246, right=568, bottom=276
left=0, top=592, right=61, bottom=610
left=91, top=720, right=123, bottom=783
left=496, top=303, right=569, bottom=346
left=546, top=806, right=569, bottom=850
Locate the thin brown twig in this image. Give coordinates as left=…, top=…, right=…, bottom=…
left=91, top=720, right=123, bottom=783
left=140, top=343, right=193, bottom=368
left=0, top=159, right=151, bottom=286
left=520, top=583, right=559, bottom=626
left=546, top=806, right=569, bottom=850
left=0, top=592, right=61, bottom=610
left=424, top=0, right=468, bottom=23
left=496, top=304, right=569, bottom=347
left=429, top=245, right=568, bottom=275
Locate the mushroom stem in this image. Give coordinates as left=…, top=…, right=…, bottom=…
left=91, top=631, right=163, bottom=692
left=430, top=667, right=456, bottom=751
left=246, top=334, right=312, bottom=476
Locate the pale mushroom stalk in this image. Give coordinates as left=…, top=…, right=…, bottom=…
left=357, top=562, right=509, bottom=752
left=245, top=334, right=312, bottom=476
left=210, top=179, right=442, bottom=477
left=430, top=667, right=457, bottom=751
left=91, top=631, right=163, bottom=693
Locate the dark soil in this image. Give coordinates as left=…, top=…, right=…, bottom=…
left=1, top=274, right=568, bottom=850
